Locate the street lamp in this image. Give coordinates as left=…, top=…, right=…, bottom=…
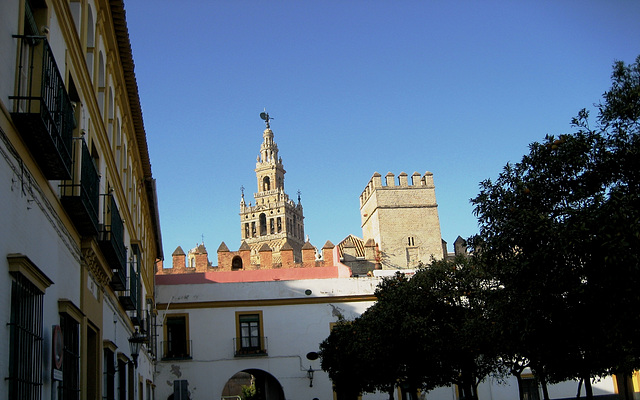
left=128, top=328, right=147, bottom=368
left=307, top=366, right=314, bottom=387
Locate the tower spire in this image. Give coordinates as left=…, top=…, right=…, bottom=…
left=239, top=111, right=306, bottom=264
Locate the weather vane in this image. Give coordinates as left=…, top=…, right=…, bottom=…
left=260, top=109, right=272, bottom=128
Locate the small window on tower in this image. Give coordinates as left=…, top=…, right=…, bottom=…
left=263, top=177, right=271, bottom=191
left=408, top=237, right=415, bottom=246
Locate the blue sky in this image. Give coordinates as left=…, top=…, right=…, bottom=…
left=124, top=1, right=640, bottom=263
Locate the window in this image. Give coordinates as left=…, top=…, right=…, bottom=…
left=521, top=377, right=541, bottom=400
left=59, top=303, right=81, bottom=400
left=235, top=311, right=266, bottom=356
left=103, top=347, right=116, bottom=400
left=407, top=236, right=415, bottom=246
left=7, top=254, right=52, bottom=400
left=259, top=213, right=267, bottom=236
left=164, top=315, right=190, bottom=359
left=117, top=358, right=127, bottom=400
left=232, top=256, right=243, bottom=270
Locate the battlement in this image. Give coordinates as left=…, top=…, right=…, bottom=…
left=157, top=239, right=339, bottom=276
left=360, top=171, right=435, bottom=207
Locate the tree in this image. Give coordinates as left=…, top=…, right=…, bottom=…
left=320, top=257, right=502, bottom=400
left=470, top=56, right=640, bottom=399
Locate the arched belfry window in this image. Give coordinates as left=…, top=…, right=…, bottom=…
left=259, top=213, right=267, bottom=236
left=263, top=176, right=271, bottom=191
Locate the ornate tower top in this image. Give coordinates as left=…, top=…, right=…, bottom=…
left=259, top=109, right=271, bottom=129
left=239, top=111, right=305, bottom=264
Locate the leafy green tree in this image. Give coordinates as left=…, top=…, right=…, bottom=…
left=470, top=56, right=640, bottom=400
left=320, top=257, right=502, bottom=400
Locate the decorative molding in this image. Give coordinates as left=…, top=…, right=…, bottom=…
left=7, top=253, right=54, bottom=293
left=157, top=294, right=377, bottom=311
left=82, top=246, right=110, bottom=288
left=58, top=299, right=85, bottom=323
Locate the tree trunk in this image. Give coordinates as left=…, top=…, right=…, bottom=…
left=388, top=386, right=395, bottom=400
left=539, top=375, right=550, bottom=400
left=583, top=377, right=593, bottom=400
left=576, top=378, right=582, bottom=398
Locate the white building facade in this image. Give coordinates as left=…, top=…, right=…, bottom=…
left=154, top=268, right=618, bottom=400
left=1, top=0, right=162, bottom=399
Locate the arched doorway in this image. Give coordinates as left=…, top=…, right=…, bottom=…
left=221, top=370, right=284, bottom=400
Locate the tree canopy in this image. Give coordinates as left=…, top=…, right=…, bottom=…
left=470, top=55, right=640, bottom=398
left=319, top=55, right=640, bottom=400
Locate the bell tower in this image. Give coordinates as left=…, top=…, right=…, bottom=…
left=239, top=111, right=305, bottom=264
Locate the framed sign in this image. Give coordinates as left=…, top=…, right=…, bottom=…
left=52, top=325, right=63, bottom=381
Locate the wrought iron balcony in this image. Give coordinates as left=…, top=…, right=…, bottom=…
left=118, top=262, right=139, bottom=311
left=233, top=337, right=268, bottom=357
left=60, top=138, right=100, bottom=235
left=10, top=35, right=73, bottom=180
left=160, top=340, right=192, bottom=360
left=98, top=194, right=126, bottom=290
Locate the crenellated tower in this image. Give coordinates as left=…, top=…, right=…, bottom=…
left=240, top=112, right=305, bottom=264
left=360, top=171, right=445, bottom=269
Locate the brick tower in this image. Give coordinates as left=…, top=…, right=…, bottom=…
left=239, top=112, right=305, bottom=264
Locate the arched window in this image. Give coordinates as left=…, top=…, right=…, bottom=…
left=86, top=6, right=95, bottom=80
left=259, top=213, right=267, bottom=236
left=269, top=219, right=274, bottom=234
left=97, top=52, right=105, bottom=114
left=244, top=223, right=249, bottom=239
left=277, top=217, right=282, bottom=232
left=232, top=256, right=243, bottom=270
left=263, top=176, right=271, bottom=191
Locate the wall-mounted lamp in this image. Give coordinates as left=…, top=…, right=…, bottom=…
left=307, top=366, right=314, bottom=387
left=306, top=351, right=319, bottom=387
left=128, top=328, right=147, bottom=368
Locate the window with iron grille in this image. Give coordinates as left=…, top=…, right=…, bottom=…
left=103, top=348, right=115, bottom=400
left=60, top=313, right=80, bottom=400
left=117, top=359, right=127, bottom=400
left=8, top=273, right=45, bottom=400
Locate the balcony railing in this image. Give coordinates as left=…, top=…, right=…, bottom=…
left=160, top=340, right=192, bottom=360
left=10, top=35, right=73, bottom=180
left=60, top=138, right=100, bottom=235
left=233, top=337, right=268, bottom=357
left=98, top=194, right=126, bottom=290
left=118, top=262, right=139, bottom=311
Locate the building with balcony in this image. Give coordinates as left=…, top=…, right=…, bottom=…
left=0, top=0, right=162, bottom=399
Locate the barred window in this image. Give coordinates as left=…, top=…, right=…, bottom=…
left=103, top=348, right=115, bottom=400
left=8, top=272, right=45, bottom=400
left=60, top=313, right=80, bottom=400
left=117, top=358, right=127, bottom=400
